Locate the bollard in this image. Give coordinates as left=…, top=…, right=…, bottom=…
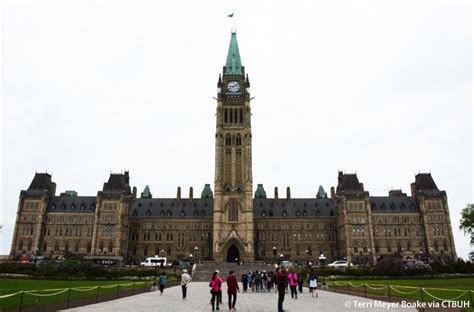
left=19, top=291, right=24, bottom=312
left=66, top=288, right=71, bottom=309
left=420, top=288, right=425, bottom=312
left=469, top=290, right=473, bottom=311
left=116, top=284, right=120, bottom=299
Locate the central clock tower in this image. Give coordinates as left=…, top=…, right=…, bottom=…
left=213, top=30, right=254, bottom=262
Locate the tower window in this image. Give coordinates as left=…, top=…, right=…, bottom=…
left=229, top=202, right=238, bottom=222
left=226, top=136, right=232, bottom=146
left=240, top=108, right=243, bottom=123
left=224, top=108, right=228, bottom=123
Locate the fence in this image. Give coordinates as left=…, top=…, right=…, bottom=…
left=327, top=281, right=474, bottom=311
left=0, top=281, right=157, bottom=312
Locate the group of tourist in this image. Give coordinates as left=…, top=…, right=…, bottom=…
left=154, top=267, right=319, bottom=312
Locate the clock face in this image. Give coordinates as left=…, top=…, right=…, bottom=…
left=227, top=81, right=240, bottom=92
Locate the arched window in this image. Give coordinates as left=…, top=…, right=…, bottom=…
left=239, top=108, right=243, bottom=123
left=229, top=201, right=238, bottom=222
left=74, top=241, right=80, bottom=253
left=55, top=241, right=60, bottom=251
left=443, top=240, right=448, bottom=251
left=224, top=108, right=228, bottom=123
left=27, top=240, right=32, bottom=251
left=230, top=108, right=233, bottom=123
left=108, top=241, right=113, bottom=253
left=18, top=241, right=24, bottom=251
left=397, top=242, right=402, bottom=252
left=236, top=134, right=242, bottom=146
left=98, top=241, right=104, bottom=253
left=352, top=241, right=359, bottom=253
left=42, top=241, right=47, bottom=252
left=226, top=135, right=232, bottom=146
left=434, top=241, right=439, bottom=252
left=87, top=242, right=92, bottom=253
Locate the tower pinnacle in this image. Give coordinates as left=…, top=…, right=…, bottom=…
left=225, top=31, right=242, bottom=75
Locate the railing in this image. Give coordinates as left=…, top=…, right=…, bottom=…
left=326, top=281, right=474, bottom=311
left=0, top=281, right=155, bottom=312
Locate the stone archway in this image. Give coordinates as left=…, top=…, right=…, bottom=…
left=227, top=244, right=240, bottom=263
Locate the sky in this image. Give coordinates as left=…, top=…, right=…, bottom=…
left=1, top=1, right=472, bottom=259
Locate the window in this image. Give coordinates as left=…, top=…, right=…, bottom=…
left=74, top=242, right=80, bottom=253
left=87, top=242, right=92, bottom=253
left=42, top=241, right=47, bottom=252
left=229, top=201, right=238, bottom=222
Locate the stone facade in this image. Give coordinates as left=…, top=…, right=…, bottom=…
left=9, top=31, right=457, bottom=265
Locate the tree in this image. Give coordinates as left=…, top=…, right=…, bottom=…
left=459, top=203, right=474, bottom=245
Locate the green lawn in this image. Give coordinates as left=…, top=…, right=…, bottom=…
left=330, top=277, right=474, bottom=290
left=0, top=278, right=154, bottom=310
left=326, top=278, right=474, bottom=311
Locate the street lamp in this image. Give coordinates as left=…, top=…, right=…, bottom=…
left=318, top=253, right=326, bottom=283
left=194, top=246, right=199, bottom=264
left=305, top=249, right=310, bottom=268
left=189, top=253, right=193, bottom=265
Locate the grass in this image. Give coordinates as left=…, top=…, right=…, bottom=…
left=325, top=278, right=474, bottom=311
left=0, top=278, right=154, bottom=310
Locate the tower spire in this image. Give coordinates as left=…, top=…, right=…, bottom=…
left=225, top=31, right=242, bottom=75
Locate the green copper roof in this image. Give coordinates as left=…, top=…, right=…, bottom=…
left=201, top=184, right=213, bottom=199
left=254, top=184, right=267, bottom=199
left=316, top=185, right=327, bottom=199
left=141, top=185, right=152, bottom=198
left=63, top=190, right=77, bottom=197
left=225, top=31, right=243, bottom=75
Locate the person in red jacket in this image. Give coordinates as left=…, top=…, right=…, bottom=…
left=226, top=270, right=240, bottom=311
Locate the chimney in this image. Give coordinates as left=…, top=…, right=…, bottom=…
left=274, top=187, right=279, bottom=200
left=132, top=186, right=137, bottom=198
left=177, top=186, right=181, bottom=200
left=189, top=187, right=193, bottom=200
left=330, top=187, right=336, bottom=199
left=286, top=187, right=291, bottom=200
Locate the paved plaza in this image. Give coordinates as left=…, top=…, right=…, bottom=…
left=62, top=282, right=417, bottom=312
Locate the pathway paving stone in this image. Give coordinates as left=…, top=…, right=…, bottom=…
left=61, top=282, right=417, bottom=312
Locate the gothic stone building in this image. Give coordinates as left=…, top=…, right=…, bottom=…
left=10, top=31, right=457, bottom=265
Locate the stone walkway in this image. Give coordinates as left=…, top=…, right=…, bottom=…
left=61, top=283, right=417, bottom=312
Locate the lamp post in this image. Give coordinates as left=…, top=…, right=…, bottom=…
left=272, top=246, right=277, bottom=265
left=189, top=253, right=193, bottom=265
left=194, top=246, right=199, bottom=264
left=305, top=249, right=310, bottom=268
left=318, top=253, right=326, bottom=283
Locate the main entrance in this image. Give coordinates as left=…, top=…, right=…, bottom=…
left=227, top=245, right=240, bottom=263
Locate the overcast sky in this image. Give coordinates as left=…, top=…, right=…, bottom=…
left=1, top=1, right=472, bottom=259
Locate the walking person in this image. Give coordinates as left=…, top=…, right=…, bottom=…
left=241, top=271, right=248, bottom=292
left=209, top=271, right=222, bottom=311
left=275, top=266, right=288, bottom=312
left=181, top=269, right=192, bottom=300
left=288, top=270, right=298, bottom=299
left=159, top=272, right=168, bottom=295
left=297, top=273, right=304, bottom=294
left=226, top=270, right=240, bottom=311
left=247, top=271, right=253, bottom=291
left=308, top=271, right=318, bottom=297
left=215, top=270, right=224, bottom=305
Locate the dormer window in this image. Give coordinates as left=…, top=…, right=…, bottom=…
left=166, top=210, right=172, bottom=216
left=70, top=204, right=75, bottom=210
left=201, top=210, right=206, bottom=217
left=160, top=210, right=165, bottom=217
left=61, top=204, right=66, bottom=210
left=269, top=210, right=273, bottom=217
left=262, top=210, right=266, bottom=217
left=282, top=210, right=287, bottom=217
left=146, top=209, right=151, bottom=217
left=51, top=204, right=56, bottom=210
left=302, top=210, right=307, bottom=217
left=194, top=210, right=199, bottom=217
left=316, top=209, right=321, bottom=217
left=90, top=204, right=95, bottom=210
left=180, top=210, right=185, bottom=217
left=133, top=209, right=138, bottom=216
left=80, top=204, right=86, bottom=210
left=296, top=210, right=300, bottom=217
